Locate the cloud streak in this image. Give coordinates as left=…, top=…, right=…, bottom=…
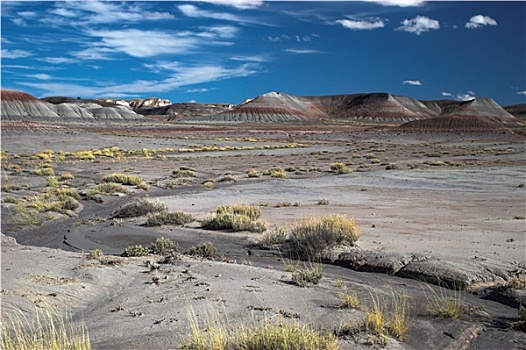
left=397, top=15, right=439, bottom=35
left=1, top=49, right=32, bottom=59
left=403, top=80, right=422, bottom=86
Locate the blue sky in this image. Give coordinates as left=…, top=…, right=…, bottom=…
left=1, top=1, right=525, bottom=105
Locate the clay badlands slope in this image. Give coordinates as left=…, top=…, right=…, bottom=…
left=1, top=89, right=523, bottom=132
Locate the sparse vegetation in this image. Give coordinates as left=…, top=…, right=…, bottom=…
left=87, top=183, right=128, bottom=199
left=172, top=168, right=199, bottom=178
left=340, top=291, right=360, bottom=309
left=247, top=169, right=261, bottom=178
left=1, top=307, right=91, bottom=350
left=145, top=210, right=194, bottom=226
left=269, top=166, right=287, bottom=179
left=385, top=163, right=399, bottom=170
left=426, top=286, right=467, bottom=319
left=289, top=214, right=361, bottom=260
left=317, top=199, right=329, bottom=205
left=112, top=198, right=167, bottom=218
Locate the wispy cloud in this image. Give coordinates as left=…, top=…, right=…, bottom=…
left=24, top=73, right=53, bottom=80
left=36, top=57, right=79, bottom=64
left=363, top=0, right=426, bottom=7
left=284, top=49, right=321, bottom=54
left=187, top=88, right=210, bottom=93
left=516, top=91, right=526, bottom=96
left=465, top=14, right=497, bottom=29
left=403, top=80, right=422, bottom=86
left=1, top=49, right=32, bottom=59
left=19, top=62, right=259, bottom=98
left=397, top=15, right=440, bottom=35
left=336, top=18, right=385, bottom=30
left=199, top=0, right=265, bottom=10
left=442, top=91, right=452, bottom=97
left=230, top=55, right=268, bottom=63
left=85, top=29, right=201, bottom=58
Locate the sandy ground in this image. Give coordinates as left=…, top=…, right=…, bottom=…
left=1, top=127, right=525, bottom=349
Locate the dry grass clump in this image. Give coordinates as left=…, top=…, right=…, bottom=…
left=172, top=168, right=199, bottom=178
left=122, top=244, right=150, bottom=257
left=257, top=226, right=288, bottom=249
left=102, top=173, right=143, bottom=186
left=362, top=291, right=411, bottom=341
left=30, top=166, right=55, bottom=176
left=290, top=262, right=323, bottom=287
left=201, top=212, right=267, bottom=233
left=87, top=183, right=128, bottom=199
left=1, top=307, right=91, bottom=350
left=269, top=166, right=287, bottom=179
left=289, top=214, right=360, bottom=260
left=507, top=277, right=526, bottom=289
left=145, top=211, right=194, bottom=226
left=340, top=291, right=360, bottom=309
left=246, top=169, right=261, bottom=178
left=330, top=162, right=350, bottom=174
left=112, top=198, right=167, bottom=218
left=426, top=285, right=467, bottom=319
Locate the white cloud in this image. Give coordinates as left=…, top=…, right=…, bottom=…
left=442, top=92, right=452, bottom=97
left=397, top=15, right=440, bottom=35
left=336, top=19, right=385, bottom=30
left=187, top=88, right=210, bottom=93
left=403, top=80, right=422, bottom=86
left=516, top=91, right=526, bottom=96
left=284, top=49, right=321, bottom=54
left=230, top=55, right=268, bottom=62
left=199, top=0, right=264, bottom=9
left=465, top=14, right=497, bottom=29
left=456, top=91, right=476, bottom=101
left=1, top=49, right=32, bottom=59
left=363, top=0, right=425, bottom=7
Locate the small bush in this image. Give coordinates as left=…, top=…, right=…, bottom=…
left=427, top=286, right=466, bottom=319
left=113, top=198, right=167, bottom=218
left=150, top=237, right=178, bottom=255
left=145, top=211, right=194, bottom=226
left=289, top=214, right=361, bottom=260
left=330, top=162, right=350, bottom=174
left=186, top=242, right=218, bottom=258
left=87, top=249, right=104, bottom=260
left=30, top=167, right=55, bottom=176
left=385, top=163, right=399, bottom=170
left=2, top=196, right=18, bottom=204
left=122, top=245, right=150, bottom=257
left=59, top=172, right=75, bottom=180
left=102, top=173, right=143, bottom=186
left=317, top=199, right=329, bottom=205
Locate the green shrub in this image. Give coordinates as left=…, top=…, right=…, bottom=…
left=112, top=198, right=167, bottom=218
left=186, top=242, right=219, bottom=258
left=150, top=237, right=178, bottom=255
left=145, top=211, right=194, bottom=226
left=102, top=173, right=143, bottom=186
left=289, top=214, right=361, bottom=260
left=330, top=162, right=350, bottom=174
left=122, top=245, right=150, bottom=257
left=201, top=213, right=267, bottom=233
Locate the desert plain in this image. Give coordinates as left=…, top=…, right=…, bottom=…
left=1, top=92, right=526, bottom=349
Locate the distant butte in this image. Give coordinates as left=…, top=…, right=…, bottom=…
left=1, top=89, right=524, bottom=134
